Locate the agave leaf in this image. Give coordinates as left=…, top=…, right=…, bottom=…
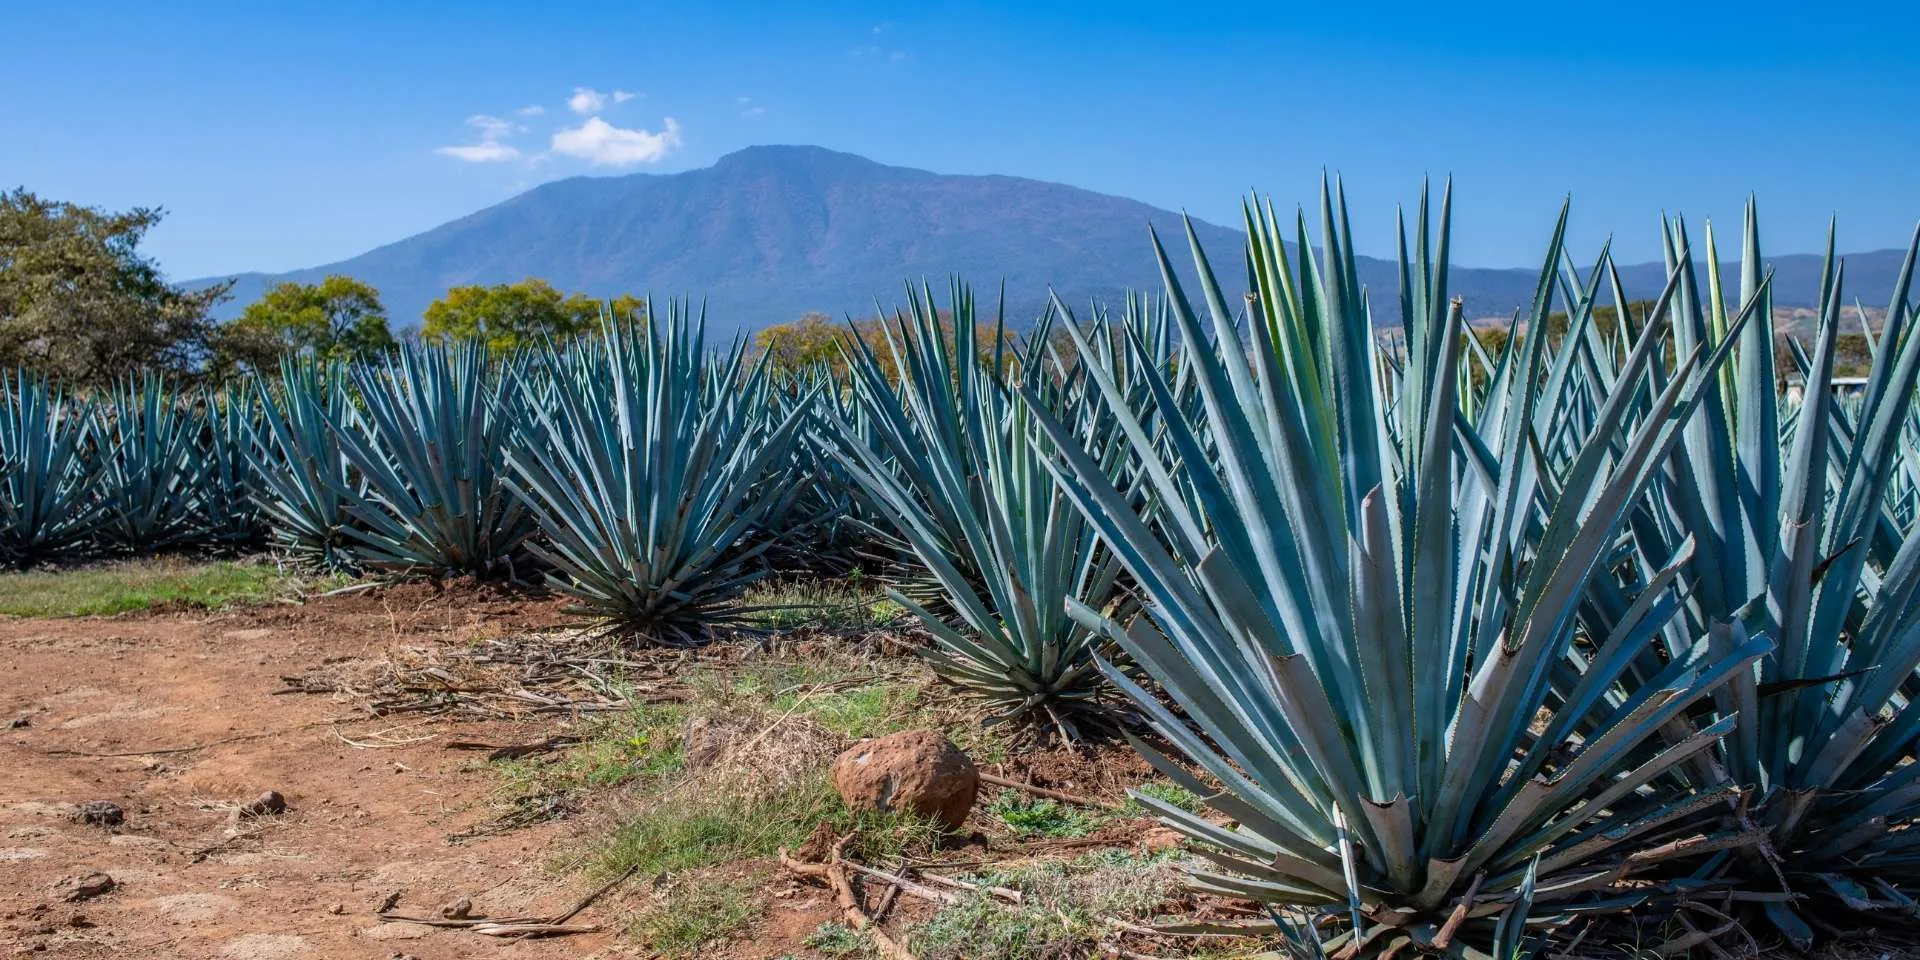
left=504, top=304, right=808, bottom=641
left=330, top=342, right=536, bottom=575
left=823, top=282, right=1138, bottom=731
left=1029, top=184, right=1754, bottom=957
left=249, top=357, right=362, bottom=572
left=0, top=371, right=102, bottom=564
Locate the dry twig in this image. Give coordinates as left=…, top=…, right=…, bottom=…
left=979, top=772, right=1110, bottom=809
left=780, top=836, right=919, bottom=960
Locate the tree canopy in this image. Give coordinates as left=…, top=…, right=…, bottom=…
left=422, top=279, right=642, bottom=353
left=753, top=311, right=854, bottom=375
left=0, top=188, right=231, bottom=386
left=214, top=274, right=396, bottom=376
left=751, top=309, right=1025, bottom=382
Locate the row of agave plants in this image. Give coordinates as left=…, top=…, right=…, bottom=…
left=4, top=185, right=1920, bottom=956
left=0, top=303, right=825, bottom=642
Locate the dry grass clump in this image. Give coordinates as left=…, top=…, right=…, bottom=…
left=908, top=850, right=1198, bottom=960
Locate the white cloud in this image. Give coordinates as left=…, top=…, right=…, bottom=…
left=569, top=87, right=639, bottom=114
left=466, top=114, right=520, bottom=139
left=436, top=142, right=522, bottom=162
left=550, top=116, right=683, bottom=166
left=568, top=87, right=607, bottom=114
left=737, top=96, right=766, bottom=119
left=515, top=104, right=545, bottom=116
left=435, top=114, right=525, bottom=163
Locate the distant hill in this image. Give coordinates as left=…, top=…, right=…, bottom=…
left=191, top=145, right=1913, bottom=338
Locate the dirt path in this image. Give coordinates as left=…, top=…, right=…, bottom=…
left=0, top=588, right=629, bottom=959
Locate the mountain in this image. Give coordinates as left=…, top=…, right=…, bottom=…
left=193, top=145, right=1914, bottom=337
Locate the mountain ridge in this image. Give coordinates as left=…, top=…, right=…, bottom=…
left=192, top=145, right=1915, bottom=337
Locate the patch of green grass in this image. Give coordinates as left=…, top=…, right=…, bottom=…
left=773, top=683, right=920, bottom=739
left=688, top=652, right=926, bottom=740
left=699, top=658, right=856, bottom=706
left=487, top=698, right=692, bottom=828
left=565, top=704, right=690, bottom=789
left=911, top=893, right=1073, bottom=960
left=592, top=773, right=943, bottom=879
left=1123, top=780, right=1205, bottom=816
left=634, top=875, right=763, bottom=956
left=0, top=558, right=330, bottom=617
left=491, top=647, right=945, bottom=844
left=910, top=851, right=1187, bottom=960
left=738, top=580, right=904, bottom=632
left=985, top=789, right=1104, bottom=839
left=803, top=921, right=873, bottom=957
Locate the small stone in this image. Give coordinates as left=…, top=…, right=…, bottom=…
left=1139, top=825, right=1185, bottom=854
left=53, top=873, right=114, bottom=902
left=438, top=897, right=472, bottom=920
left=73, top=802, right=123, bottom=827
left=233, top=791, right=287, bottom=821
left=8, top=717, right=28, bottom=729
left=327, top=902, right=346, bottom=916
left=831, top=730, right=979, bottom=831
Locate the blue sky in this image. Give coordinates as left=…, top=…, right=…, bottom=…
left=4, top=1, right=1916, bottom=280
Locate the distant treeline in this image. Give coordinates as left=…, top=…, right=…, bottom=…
left=1469, top=300, right=1876, bottom=383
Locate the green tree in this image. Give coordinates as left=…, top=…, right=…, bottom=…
left=215, top=275, right=395, bottom=376
left=605, top=293, right=647, bottom=324
left=751, top=308, right=1021, bottom=382
left=422, top=279, right=640, bottom=353
left=753, top=311, right=848, bottom=375
left=0, top=188, right=232, bottom=386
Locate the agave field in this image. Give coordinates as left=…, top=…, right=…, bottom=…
left=5, top=184, right=1920, bottom=958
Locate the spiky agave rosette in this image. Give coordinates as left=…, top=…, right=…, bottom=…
left=197, top=382, right=266, bottom=549
left=328, top=341, right=538, bottom=577
left=504, top=303, right=814, bottom=643
left=1562, top=206, right=1920, bottom=942
left=824, top=282, right=1156, bottom=736
left=94, top=373, right=211, bottom=553
left=0, top=371, right=102, bottom=565
left=1029, top=182, right=1772, bottom=957
left=249, top=356, right=366, bottom=573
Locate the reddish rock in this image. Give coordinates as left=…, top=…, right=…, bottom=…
left=832, top=730, right=978, bottom=831
left=1139, top=826, right=1185, bottom=854
left=53, top=873, right=114, bottom=903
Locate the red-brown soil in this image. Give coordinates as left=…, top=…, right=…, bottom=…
left=0, top=585, right=640, bottom=960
